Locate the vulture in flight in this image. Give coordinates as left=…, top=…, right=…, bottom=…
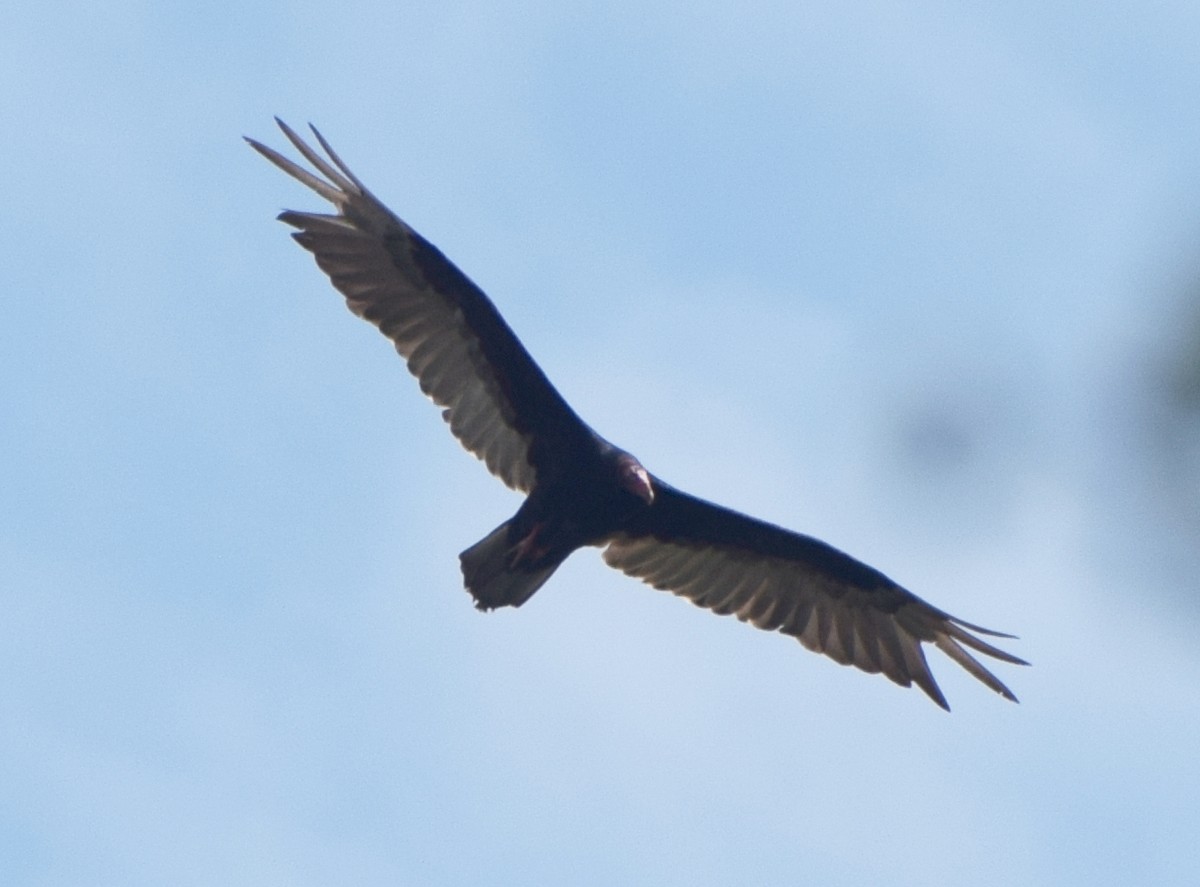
left=248, top=119, right=1026, bottom=710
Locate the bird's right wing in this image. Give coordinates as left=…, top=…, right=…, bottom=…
left=247, top=119, right=591, bottom=492
left=604, top=482, right=1026, bottom=710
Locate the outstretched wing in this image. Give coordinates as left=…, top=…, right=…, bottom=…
left=247, top=119, right=591, bottom=492
left=604, top=481, right=1026, bottom=710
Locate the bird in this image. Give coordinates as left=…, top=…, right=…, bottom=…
left=247, top=118, right=1026, bottom=710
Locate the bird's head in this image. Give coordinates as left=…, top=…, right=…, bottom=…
left=616, top=453, right=655, bottom=505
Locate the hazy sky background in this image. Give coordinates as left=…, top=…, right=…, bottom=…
left=5, top=2, right=1200, bottom=884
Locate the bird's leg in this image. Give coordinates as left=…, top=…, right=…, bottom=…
left=507, top=521, right=550, bottom=568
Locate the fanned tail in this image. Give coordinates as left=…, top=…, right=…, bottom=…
left=459, top=521, right=562, bottom=611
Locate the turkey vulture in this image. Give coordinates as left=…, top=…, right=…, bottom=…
left=247, top=119, right=1026, bottom=710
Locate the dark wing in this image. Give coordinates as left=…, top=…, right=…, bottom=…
left=246, top=119, right=592, bottom=492
left=604, top=481, right=1026, bottom=710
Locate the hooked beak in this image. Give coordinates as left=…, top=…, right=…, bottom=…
left=619, top=457, right=655, bottom=505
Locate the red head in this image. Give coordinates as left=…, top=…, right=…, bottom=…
left=616, top=454, right=655, bottom=505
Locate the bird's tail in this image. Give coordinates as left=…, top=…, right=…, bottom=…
left=459, top=520, right=562, bottom=611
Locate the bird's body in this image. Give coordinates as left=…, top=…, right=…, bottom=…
left=248, top=119, right=1026, bottom=710
left=463, top=437, right=653, bottom=610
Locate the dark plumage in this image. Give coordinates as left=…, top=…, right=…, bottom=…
left=248, top=119, right=1027, bottom=710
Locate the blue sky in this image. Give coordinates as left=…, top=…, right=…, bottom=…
left=5, top=1, right=1200, bottom=884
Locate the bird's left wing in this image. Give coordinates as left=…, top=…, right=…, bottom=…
left=603, top=482, right=1026, bottom=710
left=247, top=119, right=592, bottom=492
